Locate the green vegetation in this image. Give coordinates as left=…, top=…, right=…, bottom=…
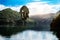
left=0, top=8, right=21, bottom=23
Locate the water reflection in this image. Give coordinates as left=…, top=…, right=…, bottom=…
left=0, top=23, right=36, bottom=37
left=0, top=30, right=58, bottom=40
left=0, top=24, right=58, bottom=40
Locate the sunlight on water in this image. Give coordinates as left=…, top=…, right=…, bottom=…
left=0, top=30, right=58, bottom=40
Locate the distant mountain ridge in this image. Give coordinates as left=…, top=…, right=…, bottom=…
left=30, top=13, right=56, bottom=31
left=30, top=13, right=55, bottom=21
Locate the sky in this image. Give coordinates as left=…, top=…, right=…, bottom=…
left=0, top=0, right=60, bottom=16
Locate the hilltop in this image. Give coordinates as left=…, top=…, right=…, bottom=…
left=0, top=8, right=21, bottom=23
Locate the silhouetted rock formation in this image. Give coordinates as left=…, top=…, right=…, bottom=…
left=50, top=13, right=60, bottom=40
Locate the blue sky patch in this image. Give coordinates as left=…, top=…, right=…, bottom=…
left=0, top=0, right=60, bottom=6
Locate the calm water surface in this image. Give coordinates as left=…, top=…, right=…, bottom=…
left=0, top=24, right=58, bottom=40
left=0, top=30, right=58, bottom=40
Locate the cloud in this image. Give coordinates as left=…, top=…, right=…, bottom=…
left=26, top=2, right=60, bottom=15
left=10, top=6, right=22, bottom=12
left=0, top=1, right=60, bottom=16
left=0, top=5, right=8, bottom=10
left=0, top=4, right=22, bottom=12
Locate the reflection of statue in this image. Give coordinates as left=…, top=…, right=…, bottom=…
left=20, top=6, right=29, bottom=21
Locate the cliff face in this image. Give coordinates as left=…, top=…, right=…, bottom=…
left=50, top=11, right=60, bottom=31
left=50, top=14, right=60, bottom=31
left=0, top=8, right=21, bottom=23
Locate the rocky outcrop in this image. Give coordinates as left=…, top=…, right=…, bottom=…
left=50, top=11, right=60, bottom=40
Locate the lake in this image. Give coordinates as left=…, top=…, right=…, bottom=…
left=0, top=24, right=58, bottom=40
left=0, top=30, right=58, bottom=40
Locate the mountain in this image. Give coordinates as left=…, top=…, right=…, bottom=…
left=0, top=8, right=21, bottom=23
left=30, top=13, right=56, bottom=31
